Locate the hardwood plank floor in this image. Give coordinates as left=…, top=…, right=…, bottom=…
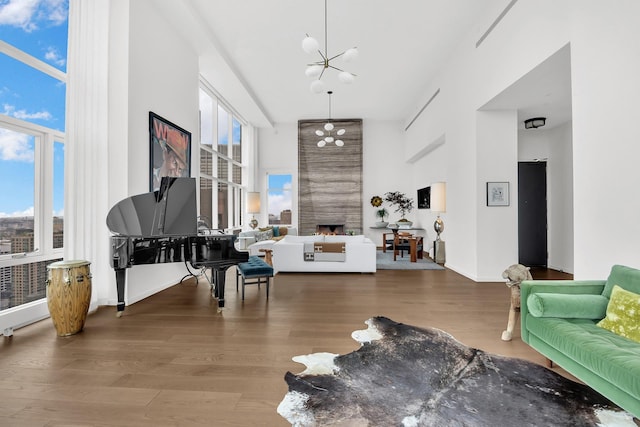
left=0, top=264, right=572, bottom=426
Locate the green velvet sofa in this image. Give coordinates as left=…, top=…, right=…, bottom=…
left=521, top=264, right=640, bottom=417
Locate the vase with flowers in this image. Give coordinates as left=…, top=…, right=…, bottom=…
left=384, top=191, right=414, bottom=227
left=370, top=195, right=389, bottom=227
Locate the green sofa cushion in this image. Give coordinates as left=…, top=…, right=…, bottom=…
left=602, top=264, right=640, bottom=298
left=526, top=316, right=640, bottom=401
left=597, top=285, right=640, bottom=343
left=527, top=293, right=608, bottom=319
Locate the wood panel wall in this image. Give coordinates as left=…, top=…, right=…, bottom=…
left=298, top=119, right=363, bottom=236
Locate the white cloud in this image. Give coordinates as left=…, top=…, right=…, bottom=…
left=42, top=0, right=68, bottom=26
left=0, top=127, right=34, bottom=162
left=3, top=103, right=52, bottom=121
left=267, top=193, right=292, bottom=217
left=0, top=0, right=68, bottom=32
left=0, top=206, right=34, bottom=218
left=45, top=46, right=65, bottom=67
left=0, top=0, right=40, bottom=31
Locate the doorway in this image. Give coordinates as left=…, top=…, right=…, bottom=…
left=518, top=162, right=547, bottom=267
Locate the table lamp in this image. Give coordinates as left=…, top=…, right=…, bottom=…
left=247, top=192, right=261, bottom=229
left=430, top=182, right=446, bottom=241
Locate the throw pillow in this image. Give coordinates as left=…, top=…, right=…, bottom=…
left=255, top=229, right=273, bottom=242
left=597, top=285, right=640, bottom=343
left=273, top=226, right=280, bottom=237
left=280, top=227, right=289, bottom=236
left=527, top=293, right=609, bottom=319
left=601, top=264, right=640, bottom=299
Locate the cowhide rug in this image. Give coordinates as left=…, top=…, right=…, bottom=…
left=278, top=317, right=637, bottom=427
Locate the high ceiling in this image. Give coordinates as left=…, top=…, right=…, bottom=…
left=159, top=0, right=570, bottom=129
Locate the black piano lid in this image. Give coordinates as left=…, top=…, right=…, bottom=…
left=106, top=177, right=197, bottom=237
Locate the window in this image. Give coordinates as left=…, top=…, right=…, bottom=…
left=0, top=2, right=68, bottom=323
left=267, top=174, right=293, bottom=225
left=199, top=84, right=247, bottom=230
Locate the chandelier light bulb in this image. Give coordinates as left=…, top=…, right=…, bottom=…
left=343, top=47, right=358, bottom=62
left=305, top=65, right=323, bottom=78
left=310, top=79, right=325, bottom=93
left=335, top=140, right=344, bottom=147
left=325, top=136, right=334, bottom=143
left=336, top=129, right=346, bottom=136
left=302, top=36, right=320, bottom=54
left=324, top=122, right=334, bottom=131
left=315, top=130, right=324, bottom=137
left=317, top=140, right=326, bottom=147
left=338, top=71, right=355, bottom=84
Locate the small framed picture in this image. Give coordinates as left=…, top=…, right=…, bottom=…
left=487, top=182, right=509, bottom=206
left=417, top=186, right=430, bottom=209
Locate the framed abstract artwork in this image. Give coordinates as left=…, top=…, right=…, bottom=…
left=149, top=111, right=191, bottom=191
left=487, top=182, right=509, bottom=206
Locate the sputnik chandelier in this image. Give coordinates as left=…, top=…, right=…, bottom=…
left=302, top=0, right=358, bottom=93
left=316, top=91, right=346, bottom=147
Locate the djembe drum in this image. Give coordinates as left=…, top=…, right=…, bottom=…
left=46, top=260, right=92, bottom=336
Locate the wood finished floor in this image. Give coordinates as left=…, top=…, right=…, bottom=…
left=0, top=264, right=572, bottom=426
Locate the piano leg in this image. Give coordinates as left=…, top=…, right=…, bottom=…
left=213, top=268, right=226, bottom=309
left=115, top=268, right=127, bottom=317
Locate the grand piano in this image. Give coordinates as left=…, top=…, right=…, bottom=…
left=106, top=177, right=248, bottom=316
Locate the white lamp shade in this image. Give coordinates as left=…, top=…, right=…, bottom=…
left=336, top=128, right=346, bottom=136
left=430, top=182, right=446, bottom=213
left=315, top=129, right=324, bottom=136
left=338, top=71, right=355, bottom=84
left=343, top=47, right=358, bottom=62
left=335, top=139, right=344, bottom=147
left=325, top=136, right=334, bottom=143
left=247, top=192, right=261, bottom=214
left=317, top=140, right=326, bottom=147
left=305, top=65, right=323, bottom=78
left=310, top=79, right=325, bottom=93
left=324, top=122, right=334, bottom=131
left=302, top=36, right=319, bottom=54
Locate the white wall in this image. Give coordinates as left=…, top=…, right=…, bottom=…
left=403, top=0, right=577, bottom=280
left=119, top=0, right=200, bottom=306
left=569, top=0, right=640, bottom=278
left=92, top=0, right=200, bottom=307
left=476, top=110, right=519, bottom=281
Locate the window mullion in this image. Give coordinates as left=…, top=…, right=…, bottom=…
left=32, top=135, right=44, bottom=255
left=41, top=134, right=54, bottom=254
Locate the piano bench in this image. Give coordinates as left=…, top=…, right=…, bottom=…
left=236, top=256, right=274, bottom=301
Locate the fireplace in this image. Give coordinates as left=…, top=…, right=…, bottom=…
left=316, top=224, right=345, bottom=235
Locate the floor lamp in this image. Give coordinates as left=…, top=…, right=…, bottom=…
left=430, top=182, right=446, bottom=264
left=247, top=192, right=261, bottom=229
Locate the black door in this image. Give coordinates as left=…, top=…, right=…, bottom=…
left=518, top=162, right=547, bottom=267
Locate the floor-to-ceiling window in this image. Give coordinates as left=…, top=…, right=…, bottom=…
left=199, top=81, right=248, bottom=230
left=0, top=1, right=68, bottom=330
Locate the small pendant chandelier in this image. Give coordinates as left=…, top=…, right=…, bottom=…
left=316, top=91, right=345, bottom=147
left=302, top=0, right=358, bottom=93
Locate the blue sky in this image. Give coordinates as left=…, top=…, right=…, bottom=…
left=0, top=0, right=68, bottom=217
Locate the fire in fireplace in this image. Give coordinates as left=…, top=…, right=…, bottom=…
left=316, top=224, right=345, bottom=235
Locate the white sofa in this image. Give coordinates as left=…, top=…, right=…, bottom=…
left=272, top=234, right=377, bottom=274
left=236, top=226, right=298, bottom=256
